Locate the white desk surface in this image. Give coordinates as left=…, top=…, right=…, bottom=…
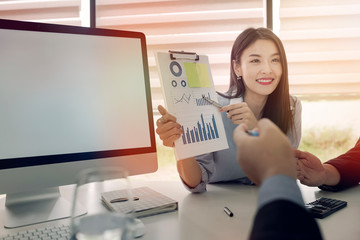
left=1, top=179, right=359, bottom=240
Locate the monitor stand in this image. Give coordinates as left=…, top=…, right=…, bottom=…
left=3, top=187, right=86, bottom=228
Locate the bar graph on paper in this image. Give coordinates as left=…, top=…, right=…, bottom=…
left=181, top=114, right=219, bottom=144
left=173, top=109, right=227, bottom=159
left=195, top=93, right=212, bottom=106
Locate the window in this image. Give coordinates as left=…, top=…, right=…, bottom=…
left=278, top=0, right=360, bottom=98
left=1, top=0, right=359, bottom=101
left=1, top=0, right=359, bottom=169
left=0, top=0, right=82, bottom=26
left=95, top=0, right=265, bottom=108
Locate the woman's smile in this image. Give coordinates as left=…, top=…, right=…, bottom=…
left=256, top=77, right=274, bottom=85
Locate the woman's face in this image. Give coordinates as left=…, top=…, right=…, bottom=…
left=234, top=39, right=282, bottom=99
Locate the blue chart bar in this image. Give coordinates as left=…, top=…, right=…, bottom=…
left=195, top=92, right=211, bottom=106
left=181, top=114, right=220, bottom=144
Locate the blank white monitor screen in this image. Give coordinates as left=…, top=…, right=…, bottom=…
left=0, top=27, right=150, bottom=159
left=0, top=19, right=157, bottom=228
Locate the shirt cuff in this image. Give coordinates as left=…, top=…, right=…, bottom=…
left=181, top=163, right=208, bottom=193
left=258, top=175, right=304, bottom=210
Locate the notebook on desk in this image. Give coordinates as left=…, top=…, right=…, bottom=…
left=102, top=186, right=178, bottom=218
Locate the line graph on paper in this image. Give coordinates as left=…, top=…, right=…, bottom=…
left=172, top=91, right=215, bottom=107
left=174, top=93, right=192, bottom=104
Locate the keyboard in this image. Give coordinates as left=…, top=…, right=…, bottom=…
left=305, top=197, right=347, bottom=219
left=0, top=224, right=70, bottom=240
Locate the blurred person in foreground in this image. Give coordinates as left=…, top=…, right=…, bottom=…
left=233, top=119, right=322, bottom=240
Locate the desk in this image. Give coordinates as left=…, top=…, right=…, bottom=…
left=1, top=179, right=359, bottom=240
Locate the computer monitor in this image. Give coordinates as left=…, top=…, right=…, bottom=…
left=0, top=19, right=158, bottom=228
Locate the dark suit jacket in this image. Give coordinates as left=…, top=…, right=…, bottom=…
left=250, top=200, right=323, bottom=240
left=319, top=137, right=360, bottom=191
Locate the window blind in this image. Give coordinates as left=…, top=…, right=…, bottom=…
left=0, top=0, right=82, bottom=26
left=278, top=0, right=360, bottom=98
left=96, top=0, right=265, bottom=108
left=2, top=1, right=357, bottom=103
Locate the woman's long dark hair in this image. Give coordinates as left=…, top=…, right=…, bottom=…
left=218, top=27, right=294, bottom=134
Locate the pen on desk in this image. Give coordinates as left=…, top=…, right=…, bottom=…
left=110, top=196, right=140, bottom=203
left=224, top=207, right=234, bottom=217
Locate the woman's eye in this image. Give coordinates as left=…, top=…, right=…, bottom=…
left=250, top=59, right=260, bottom=63
left=272, top=58, right=280, bottom=63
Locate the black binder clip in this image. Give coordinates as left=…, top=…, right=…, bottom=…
left=169, top=50, right=199, bottom=61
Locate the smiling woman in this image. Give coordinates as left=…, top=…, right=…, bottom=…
left=219, top=28, right=298, bottom=139
left=234, top=40, right=282, bottom=111
left=155, top=27, right=302, bottom=193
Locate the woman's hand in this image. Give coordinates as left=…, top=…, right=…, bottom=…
left=155, top=105, right=183, bottom=147
left=156, top=106, right=201, bottom=188
left=220, top=102, right=258, bottom=129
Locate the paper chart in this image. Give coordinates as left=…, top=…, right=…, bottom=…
left=155, top=51, right=229, bottom=160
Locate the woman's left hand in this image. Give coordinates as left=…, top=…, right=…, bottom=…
left=220, top=102, right=258, bottom=129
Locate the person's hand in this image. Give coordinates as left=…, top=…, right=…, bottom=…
left=233, top=119, right=296, bottom=185
left=294, top=149, right=327, bottom=186
left=155, top=105, right=183, bottom=147
left=220, top=102, right=258, bottom=129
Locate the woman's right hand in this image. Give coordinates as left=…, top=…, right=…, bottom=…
left=155, top=105, right=183, bottom=147
left=220, top=102, right=258, bottom=129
